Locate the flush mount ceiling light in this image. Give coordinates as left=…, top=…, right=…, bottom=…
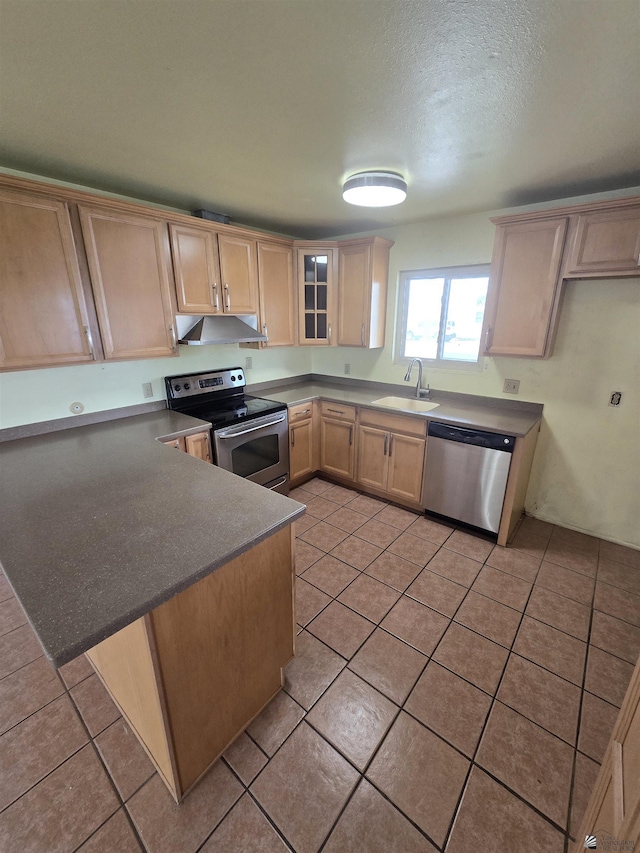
left=342, top=171, right=407, bottom=207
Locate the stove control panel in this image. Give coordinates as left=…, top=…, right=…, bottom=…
left=165, top=368, right=245, bottom=400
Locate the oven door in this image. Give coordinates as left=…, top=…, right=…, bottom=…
left=213, top=411, right=289, bottom=492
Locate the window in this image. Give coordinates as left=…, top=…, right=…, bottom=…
left=397, top=265, right=490, bottom=365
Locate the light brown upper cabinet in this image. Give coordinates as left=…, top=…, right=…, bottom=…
left=566, top=206, right=640, bottom=276
left=338, top=237, right=393, bottom=348
left=297, top=247, right=337, bottom=346
left=79, top=206, right=178, bottom=360
left=169, top=223, right=221, bottom=314
left=0, top=188, right=94, bottom=370
left=256, top=241, right=296, bottom=346
left=217, top=233, right=258, bottom=314
left=482, top=217, right=568, bottom=358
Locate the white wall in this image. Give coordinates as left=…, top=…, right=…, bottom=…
left=312, top=211, right=640, bottom=548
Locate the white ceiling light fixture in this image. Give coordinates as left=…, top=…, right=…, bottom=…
left=342, top=171, right=408, bottom=207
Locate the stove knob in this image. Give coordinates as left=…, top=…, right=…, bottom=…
left=184, top=383, right=190, bottom=390
left=231, top=375, right=236, bottom=381
left=174, top=384, right=182, bottom=392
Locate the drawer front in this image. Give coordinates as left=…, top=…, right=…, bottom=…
left=320, top=401, right=356, bottom=422
left=289, top=402, right=314, bottom=422
left=358, top=407, right=426, bottom=437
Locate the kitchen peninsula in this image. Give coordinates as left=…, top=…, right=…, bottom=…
left=0, top=410, right=304, bottom=801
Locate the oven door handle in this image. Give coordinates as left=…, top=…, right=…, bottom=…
left=215, top=413, right=287, bottom=439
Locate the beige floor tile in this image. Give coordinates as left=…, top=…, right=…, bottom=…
left=598, top=558, right=640, bottom=596
left=247, top=690, right=305, bottom=757
left=223, top=732, right=267, bottom=785
left=324, top=506, right=369, bottom=534
left=289, top=486, right=315, bottom=502
left=301, top=555, right=359, bottom=598
left=454, top=591, right=521, bottom=648
left=590, top=610, right=640, bottom=664
left=77, top=810, right=142, bottom=852
left=509, top=525, right=549, bottom=559
left=201, top=794, right=287, bottom=852
left=0, top=745, right=119, bottom=853
left=497, top=654, right=580, bottom=744
left=525, top=585, right=591, bottom=640
left=0, top=694, right=88, bottom=811
left=294, top=515, right=318, bottom=537
left=0, top=597, right=27, bottom=636
left=405, top=661, right=491, bottom=757
left=550, top=526, right=599, bottom=554
left=304, top=495, right=342, bottom=520
left=476, top=701, right=573, bottom=827
left=387, top=532, right=439, bottom=566
left=445, top=529, right=494, bottom=562
left=0, top=573, right=13, bottom=603
left=307, top=601, right=375, bottom=659
left=307, top=670, right=397, bottom=770
left=519, top=516, right=554, bottom=541
left=349, top=628, right=426, bottom=705
left=365, top=551, right=423, bottom=592
left=446, top=767, right=565, bottom=853
left=299, top=521, right=349, bottom=553
left=471, top=565, right=532, bottom=611
left=127, top=764, right=242, bottom=853
left=594, top=581, right=640, bottom=627
left=486, top=545, right=541, bottom=582
left=367, top=712, right=469, bottom=846
left=405, top=568, right=467, bottom=616
left=301, top=478, right=334, bottom=495
left=432, top=623, right=508, bottom=695
left=251, top=723, right=359, bottom=853
left=95, top=718, right=155, bottom=801
left=535, top=562, right=595, bottom=606
left=323, top=779, right=437, bottom=853
left=347, top=494, right=387, bottom=517
left=0, top=655, right=64, bottom=736
left=513, top=616, right=587, bottom=685
left=337, top=573, right=401, bottom=623
left=373, top=504, right=418, bottom=530
left=321, top=484, right=360, bottom=505
left=599, top=540, right=640, bottom=570
left=578, top=691, right=620, bottom=762
left=545, top=540, right=598, bottom=577
left=294, top=540, right=324, bottom=574
left=295, top=578, right=331, bottom=627
left=0, top=623, right=43, bottom=680
left=570, top=752, right=600, bottom=839
left=59, top=653, right=94, bottom=689
left=425, top=547, right=483, bottom=587
left=584, top=646, right=634, bottom=708
left=355, top=518, right=402, bottom=548
left=407, top=515, right=454, bottom=545
left=329, top=536, right=383, bottom=570
left=380, top=596, right=449, bottom=656
left=70, top=674, right=120, bottom=738
left=284, top=630, right=345, bottom=710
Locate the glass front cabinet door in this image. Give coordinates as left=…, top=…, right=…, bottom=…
left=297, top=247, right=336, bottom=346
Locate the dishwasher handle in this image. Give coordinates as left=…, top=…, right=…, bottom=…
left=428, top=421, right=515, bottom=452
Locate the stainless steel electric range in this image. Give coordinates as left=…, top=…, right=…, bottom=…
left=165, top=367, right=289, bottom=494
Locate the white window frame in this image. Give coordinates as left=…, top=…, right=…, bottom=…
left=395, top=264, right=490, bottom=371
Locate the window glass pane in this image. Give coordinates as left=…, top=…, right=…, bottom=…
left=315, top=256, right=328, bottom=283
left=305, top=313, right=315, bottom=339
left=317, top=313, right=327, bottom=338
left=304, top=285, right=315, bottom=310
left=442, top=277, right=489, bottom=361
left=404, top=278, right=444, bottom=359
left=316, top=284, right=327, bottom=311
left=304, top=255, right=315, bottom=282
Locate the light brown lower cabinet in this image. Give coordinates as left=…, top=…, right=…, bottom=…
left=319, top=403, right=356, bottom=481
left=290, top=417, right=314, bottom=483
left=356, top=413, right=426, bottom=506
left=162, top=431, right=212, bottom=463
left=573, top=655, right=640, bottom=851
left=86, top=525, right=295, bottom=801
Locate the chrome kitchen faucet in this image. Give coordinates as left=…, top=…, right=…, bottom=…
left=404, top=358, right=430, bottom=398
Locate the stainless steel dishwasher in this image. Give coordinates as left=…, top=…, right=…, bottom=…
left=423, top=422, right=515, bottom=534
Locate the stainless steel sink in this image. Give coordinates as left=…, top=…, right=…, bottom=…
left=371, top=396, right=440, bottom=413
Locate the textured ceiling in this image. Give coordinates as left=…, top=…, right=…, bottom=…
left=0, top=0, right=638, bottom=237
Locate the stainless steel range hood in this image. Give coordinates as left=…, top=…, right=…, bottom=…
left=175, top=314, right=267, bottom=345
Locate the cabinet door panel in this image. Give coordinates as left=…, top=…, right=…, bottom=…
left=258, top=242, right=295, bottom=346
left=170, top=224, right=219, bottom=314
left=290, top=419, right=314, bottom=481
left=338, top=243, right=370, bottom=346
left=356, top=425, right=388, bottom=491
left=484, top=218, right=567, bottom=357
left=387, top=433, right=426, bottom=504
left=80, top=206, right=176, bottom=360
left=567, top=208, right=640, bottom=275
left=297, top=248, right=335, bottom=346
left=0, top=189, right=93, bottom=369
left=320, top=418, right=354, bottom=480
left=185, top=431, right=212, bottom=463
left=218, top=234, right=258, bottom=314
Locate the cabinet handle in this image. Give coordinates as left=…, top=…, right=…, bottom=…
left=224, top=283, right=231, bottom=311
left=296, top=409, right=310, bottom=417
left=388, top=434, right=393, bottom=456
left=83, top=325, right=95, bottom=360
left=212, top=282, right=219, bottom=311
left=169, top=325, right=177, bottom=352
left=263, top=323, right=268, bottom=338
left=291, top=427, right=295, bottom=448
left=327, top=408, right=344, bottom=415
left=383, top=433, right=388, bottom=456
left=361, top=323, right=365, bottom=346
left=328, top=323, right=332, bottom=345
left=484, top=325, right=492, bottom=351
left=349, top=425, right=353, bottom=446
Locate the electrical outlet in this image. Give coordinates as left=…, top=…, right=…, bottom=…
left=142, top=382, right=153, bottom=398
left=609, top=391, right=622, bottom=407
left=344, top=363, right=351, bottom=375
left=503, top=379, right=520, bottom=394
left=245, top=356, right=253, bottom=370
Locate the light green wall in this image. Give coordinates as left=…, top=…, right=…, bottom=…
left=313, top=211, right=640, bottom=548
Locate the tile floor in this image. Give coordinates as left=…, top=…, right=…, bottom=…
left=1, top=476, right=639, bottom=852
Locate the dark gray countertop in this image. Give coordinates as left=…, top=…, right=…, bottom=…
left=258, top=380, right=542, bottom=437
left=0, top=410, right=304, bottom=667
